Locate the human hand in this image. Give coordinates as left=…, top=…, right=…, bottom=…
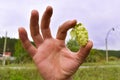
left=18, top=6, right=93, bottom=80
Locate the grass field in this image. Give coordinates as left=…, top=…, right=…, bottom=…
left=74, top=67, right=120, bottom=80
left=0, top=62, right=120, bottom=80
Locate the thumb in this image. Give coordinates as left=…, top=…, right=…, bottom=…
left=77, top=40, right=93, bottom=63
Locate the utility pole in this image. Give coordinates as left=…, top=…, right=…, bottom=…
left=105, top=28, right=114, bottom=62
left=2, top=31, right=7, bottom=66
left=105, top=38, right=108, bottom=63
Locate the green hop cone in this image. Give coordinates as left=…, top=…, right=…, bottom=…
left=70, top=23, right=88, bottom=47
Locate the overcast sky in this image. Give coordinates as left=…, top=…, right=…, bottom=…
left=0, top=0, right=120, bottom=50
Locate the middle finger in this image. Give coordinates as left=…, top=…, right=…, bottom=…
left=30, top=10, right=43, bottom=47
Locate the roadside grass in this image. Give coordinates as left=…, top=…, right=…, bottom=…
left=0, top=68, right=42, bottom=80
left=74, top=67, right=120, bottom=80
left=0, top=61, right=120, bottom=80
left=82, top=60, right=120, bottom=66
left=0, top=66, right=120, bottom=80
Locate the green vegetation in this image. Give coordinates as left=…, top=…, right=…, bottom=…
left=0, top=68, right=42, bottom=80
left=67, top=39, right=80, bottom=52
left=74, top=67, right=120, bottom=80
left=14, top=39, right=32, bottom=63
left=0, top=37, right=120, bottom=80
left=67, top=39, right=120, bottom=62
left=97, top=50, right=120, bottom=58
left=0, top=37, right=120, bottom=64
left=0, top=37, right=17, bottom=54
left=0, top=65, right=120, bottom=80
left=0, top=37, right=32, bottom=64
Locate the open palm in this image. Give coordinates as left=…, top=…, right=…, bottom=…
left=18, top=6, right=93, bottom=80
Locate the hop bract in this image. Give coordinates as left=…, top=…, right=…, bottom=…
left=70, top=23, right=88, bottom=47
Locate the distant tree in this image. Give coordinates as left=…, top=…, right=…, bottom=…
left=66, top=39, right=104, bottom=62
left=6, top=37, right=17, bottom=54
left=86, top=49, right=104, bottom=62
left=0, top=37, right=4, bottom=53
left=0, top=37, right=17, bottom=54
left=66, top=39, right=80, bottom=52
left=14, top=39, right=32, bottom=63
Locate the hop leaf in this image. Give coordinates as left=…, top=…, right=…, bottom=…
left=70, top=23, right=88, bottom=47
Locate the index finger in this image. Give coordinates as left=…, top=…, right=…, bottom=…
left=56, top=20, right=77, bottom=40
